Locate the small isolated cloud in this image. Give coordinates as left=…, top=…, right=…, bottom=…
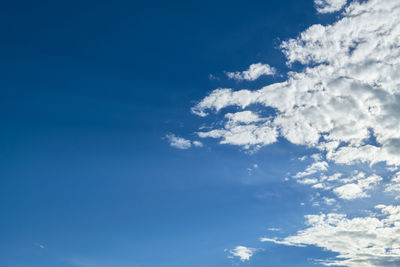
left=322, top=197, right=336, bottom=205
left=225, top=63, right=276, bottom=81
left=34, top=243, right=45, bottom=249
left=165, top=134, right=203, bottom=149
left=247, top=163, right=259, bottom=175
left=314, top=0, right=347, bottom=13
left=228, top=246, right=257, bottom=262
left=192, top=141, right=203, bottom=147
left=165, top=134, right=192, bottom=149
left=209, top=73, right=220, bottom=81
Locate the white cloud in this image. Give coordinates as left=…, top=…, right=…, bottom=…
left=314, top=0, right=347, bottom=14
left=385, top=172, right=400, bottom=193
left=190, top=0, right=400, bottom=264
left=197, top=111, right=278, bottom=150
left=34, top=243, right=45, bottom=249
left=192, top=141, right=203, bottom=147
left=297, top=178, right=319, bottom=185
left=333, top=183, right=365, bottom=199
left=192, top=0, right=400, bottom=166
left=294, top=161, right=329, bottom=178
left=261, top=205, right=400, bottom=266
left=225, top=63, right=276, bottom=81
left=333, top=174, right=382, bottom=200
left=165, top=134, right=204, bottom=149
left=165, top=134, right=204, bottom=150
left=322, top=197, right=336, bottom=205
left=295, top=170, right=382, bottom=200
left=298, top=155, right=307, bottom=161
left=311, top=153, right=322, bottom=161
left=228, top=246, right=257, bottom=262
left=165, top=134, right=192, bottom=149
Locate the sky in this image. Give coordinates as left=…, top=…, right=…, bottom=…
left=1, top=0, right=400, bottom=266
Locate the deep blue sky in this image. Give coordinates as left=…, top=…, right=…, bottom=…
left=0, top=1, right=337, bottom=266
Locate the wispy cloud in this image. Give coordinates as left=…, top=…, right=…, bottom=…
left=225, top=63, right=276, bottom=81
left=165, top=134, right=192, bottom=149
left=165, top=134, right=203, bottom=150
left=262, top=205, right=400, bottom=266
left=314, top=0, right=347, bottom=13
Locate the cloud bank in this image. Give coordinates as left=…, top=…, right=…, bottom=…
left=193, top=0, right=400, bottom=167
left=191, top=0, right=400, bottom=265
left=262, top=205, right=400, bottom=267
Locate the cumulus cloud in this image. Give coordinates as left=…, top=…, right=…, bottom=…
left=225, top=63, right=276, bottom=81
left=165, top=134, right=203, bottom=149
left=190, top=0, right=400, bottom=265
left=165, top=134, right=192, bottom=149
left=262, top=205, right=400, bottom=266
left=295, top=170, right=382, bottom=201
left=314, top=0, right=347, bottom=13
left=228, top=246, right=257, bottom=262
left=192, top=0, right=400, bottom=166
left=197, top=111, right=278, bottom=150
left=333, top=174, right=382, bottom=200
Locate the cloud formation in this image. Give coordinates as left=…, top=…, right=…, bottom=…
left=193, top=0, right=400, bottom=166
left=332, top=173, right=382, bottom=200
left=197, top=111, right=277, bottom=149
left=314, top=0, right=347, bottom=13
left=228, top=246, right=257, bottom=262
left=225, top=63, right=276, bottom=81
left=293, top=161, right=328, bottom=178
left=190, top=0, right=400, bottom=265
left=262, top=205, right=400, bottom=266
left=165, top=134, right=203, bottom=149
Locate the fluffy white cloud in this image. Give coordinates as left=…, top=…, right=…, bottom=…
left=225, top=63, right=276, bottom=81
left=385, top=172, right=400, bottom=193
left=165, top=134, right=202, bottom=149
left=197, top=111, right=278, bottom=149
left=295, top=170, right=382, bottom=200
left=228, top=246, right=256, bottom=262
left=261, top=205, right=400, bottom=266
left=294, top=161, right=328, bottom=178
left=190, top=0, right=400, bottom=264
left=314, top=0, right=347, bottom=13
left=333, top=174, right=382, bottom=200
left=192, top=0, right=400, bottom=166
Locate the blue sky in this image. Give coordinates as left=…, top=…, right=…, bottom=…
left=2, top=0, right=400, bottom=266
